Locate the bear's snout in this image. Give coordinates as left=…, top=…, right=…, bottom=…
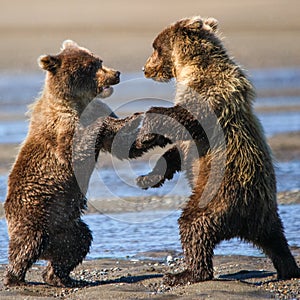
left=97, top=68, right=121, bottom=87
left=114, top=71, right=121, bottom=83
left=107, top=70, right=120, bottom=85
left=143, top=62, right=153, bottom=78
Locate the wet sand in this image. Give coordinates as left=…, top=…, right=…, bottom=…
left=1, top=1, right=300, bottom=298
left=0, top=252, right=300, bottom=299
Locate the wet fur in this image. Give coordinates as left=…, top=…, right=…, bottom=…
left=4, top=41, right=153, bottom=287
left=137, top=17, right=300, bottom=285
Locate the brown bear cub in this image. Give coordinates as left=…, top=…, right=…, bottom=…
left=4, top=40, right=151, bottom=287
left=137, top=17, right=300, bottom=285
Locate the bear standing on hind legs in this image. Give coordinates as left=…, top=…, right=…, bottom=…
left=136, top=17, right=300, bottom=285
left=4, top=40, right=154, bottom=287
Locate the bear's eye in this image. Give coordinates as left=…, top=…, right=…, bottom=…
left=95, top=59, right=103, bottom=69
left=154, top=48, right=161, bottom=57
left=87, top=61, right=101, bottom=73
left=88, top=59, right=102, bottom=71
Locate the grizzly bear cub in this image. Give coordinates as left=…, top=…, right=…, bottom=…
left=4, top=40, right=150, bottom=287
left=137, top=17, right=300, bottom=285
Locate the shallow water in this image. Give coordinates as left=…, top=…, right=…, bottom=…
left=0, top=204, right=299, bottom=264
left=88, top=204, right=300, bottom=260
left=0, top=69, right=300, bottom=143
left=0, top=110, right=299, bottom=144
left=0, top=68, right=299, bottom=262
left=0, top=158, right=299, bottom=204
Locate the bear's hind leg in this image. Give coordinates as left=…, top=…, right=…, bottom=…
left=42, top=220, right=92, bottom=287
left=164, top=210, right=222, bottom=286
left=4, top=227, right=45, bottom=286
left=253, top=216, right=300, bottom=280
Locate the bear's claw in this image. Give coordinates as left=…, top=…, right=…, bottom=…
left=136, top=174, right=165, bottom=189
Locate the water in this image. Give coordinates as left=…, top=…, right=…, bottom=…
left=0, top=110, right=299, bottom=144
left=0, top=120, right=29, bottom=144
left=0, top=159, right=299, bottom=204
left=249, top=68, right=300, bottom=91
left=257, top=111, right=300, bottom=137
left=0, top=70, right=300, bottom=143
left=0, top=204, right=299, bottom=264
left=89, top=204, right=300, bottom=259
left=0, top=68, right=300, bottom=262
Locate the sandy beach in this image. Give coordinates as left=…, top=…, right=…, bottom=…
left=1, top=0, right=300, bottom=73
left=0, top=252, right=300, bottom=299
left=1, top=0, right=300, bottom=298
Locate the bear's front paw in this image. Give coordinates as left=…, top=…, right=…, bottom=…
left=136, top=133, right=158, bottom=148
left=136, top=174, right=165, bottom=189
left=122, top=112, right=144, bottom=131
left=147, top=106, right=172, bottom=115
left=136, top=133, right=171, bottom=149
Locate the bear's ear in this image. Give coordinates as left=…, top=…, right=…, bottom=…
left=204, top=17, right=218, bottom=32
left=184, top=16, right=203, bottom=31
left=62, top=39, right=79, bottom=50
left=38, top=55, right=61, bottom=72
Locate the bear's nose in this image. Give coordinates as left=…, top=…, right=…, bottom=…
left=142, top=67, right=145, bottom=72
left=115, top=71, right=121, bottom=78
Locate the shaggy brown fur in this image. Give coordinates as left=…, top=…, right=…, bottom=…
left=136, top=17, right=300, bottom=285
left=4, top=40, right=152, bottom=287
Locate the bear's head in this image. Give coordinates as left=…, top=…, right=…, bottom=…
left=143, top=16, right=224, bottom=83
left=38, top=40, right=120, bottom=102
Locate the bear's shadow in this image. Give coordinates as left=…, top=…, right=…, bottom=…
left=97, top=273, right=163, bottom=285
left=26, top=273, right=163, bottom=288
left=217, top=270, right=275, bottom=281
left=25, top=270, right=275, bottom=288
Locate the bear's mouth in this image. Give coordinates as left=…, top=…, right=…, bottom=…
left=152, top=77, right=171, bottom=83
left=98, top=86, right=114, bottom=98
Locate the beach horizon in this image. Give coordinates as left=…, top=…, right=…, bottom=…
left=1, top=0, right=300, bottom=73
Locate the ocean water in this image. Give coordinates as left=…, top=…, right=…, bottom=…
left=0, top=68, right=299, bottom=263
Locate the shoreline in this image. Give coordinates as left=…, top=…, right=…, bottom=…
left=86, top=190, right=300, bottom=215
left=0, top=130, right=300, bottom=174
left=0, top=130, right=300, bottom=218
left=1, top=190, right=300, bottom=220
left=0, top=253, right=299, bottom=299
